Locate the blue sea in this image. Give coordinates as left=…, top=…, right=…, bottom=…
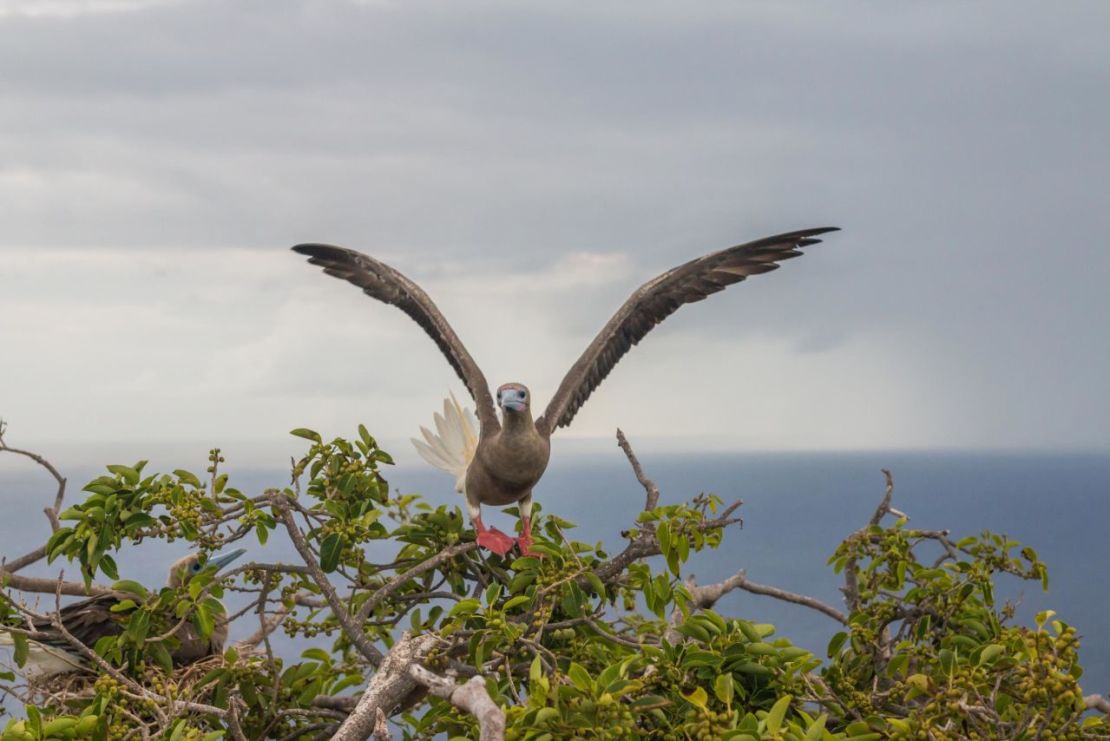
left=2, top=451, right=1107, bottom=695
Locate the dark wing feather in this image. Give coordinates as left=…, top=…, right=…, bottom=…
left=537, top=227, right=838, bottom=434
left=292, top=244, right=500, bottom=433
left=22, top=593, right=128, bottom=652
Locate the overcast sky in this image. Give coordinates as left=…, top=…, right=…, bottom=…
left=1, top=0, right=1107, bottom=467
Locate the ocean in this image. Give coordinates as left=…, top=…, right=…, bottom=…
left=2, top=450, right=1107, bottom=695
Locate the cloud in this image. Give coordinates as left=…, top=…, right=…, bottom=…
left=1, top=0, right=1107, bottom=453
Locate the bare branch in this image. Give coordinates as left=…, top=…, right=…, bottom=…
left=843, top=469, right=898, bottom=613
left=410, top=666, right=506, bottom=741
left=0, top=429, right=68, bottom=533
left=0, top=571, right=110, bottom=596
left=1086, top=693, right=1110, bottom=714
left=371, top=708, right=390, bottom=740
left=331, top=632, right=436, bottom=741
left=870, top=469, right=895, bottom=526
left=616, top=428, right=660, bottom=510
left=681, top=571, right=847, bottom=632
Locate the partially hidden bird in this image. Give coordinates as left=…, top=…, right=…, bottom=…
left=0, top=549, right=245, bottom=677
left=293, top=227, right=837, bottom=557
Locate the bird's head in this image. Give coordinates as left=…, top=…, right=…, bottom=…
left=496, top=383, right=531, bottom=415
left=167, top=548, right=246, bottom=589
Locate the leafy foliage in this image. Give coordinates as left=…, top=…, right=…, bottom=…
left=0, top=427, right=1105, bottom=740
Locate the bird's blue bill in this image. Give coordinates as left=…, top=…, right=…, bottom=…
left=207, top=548, right=247, bottom=572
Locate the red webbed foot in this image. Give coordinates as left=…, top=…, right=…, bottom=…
left=517, top=517, right=542, bottom=558
left=475, top=518, right=515, bottom=556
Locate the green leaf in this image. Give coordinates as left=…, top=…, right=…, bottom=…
left=681, top=686, right=708, bottom=710
left=109, top=599, right=137, bottom=613
left=194, top=603, right=215, bottom=638
left=174, top=469, right=202, bottom=488
left=503, top=595, right=531, bottom=611
left=534, top=707, right=560, bottom=725
left=657, top=521, right=672, bottom=560
left=25, top=706, right=41, bottom=736
left=106, top=464, right=139, bottom=485
left=149, top=641, right=174, bottom=673
left=804, top=713, right=828, bottom=741
left=112, top=579, right=149, bottom=598
left=529, top=655, right=543, bottom=684
left=765, top=694, right=792, bottom=733
left=319, top=533, right=342, bottom=573
left=978, top=644, right=1006, bottom=665
left=827, top=631, right=848, bottom=657
left=567, top=662, right=592, bottom=692
left=12, top=632, right=28, bottom=667
left=738, top=620, right=763, bottom=644
left=99, top=554, right=119, bottom=580
left=585, top=571, right=607, bottom=601
left=290, top=428, right=322, bottom=443
left=449, top=599, right=480, bottom=618
left=713, top=674, right=734, bottom=706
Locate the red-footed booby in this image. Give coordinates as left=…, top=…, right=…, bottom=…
left=293, top=227, right=837, bottom=557
left=0, top=549, right=244, bottom=677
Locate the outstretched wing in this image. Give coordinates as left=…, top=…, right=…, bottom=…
left=537, top=227, right=838, bottom=435
left=292, top=244, right=500, bottom=433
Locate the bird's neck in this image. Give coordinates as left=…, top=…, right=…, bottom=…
left=501, top=409, right=536, bottom=436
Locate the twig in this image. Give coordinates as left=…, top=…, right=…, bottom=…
left=666, top=571, right=846, bottom=643
left=354, top=542, right=477, bottom=624
left=0, top=429, right=68, bottom=533
left=616, top=429, right=660, bottom=511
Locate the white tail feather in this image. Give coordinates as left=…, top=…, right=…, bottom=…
left=0, top=632, right=86, bottom=677
left=410, top=393, right=478, bottom=493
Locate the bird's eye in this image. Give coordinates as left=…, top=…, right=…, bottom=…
left=192, top=563, right=202, bottom=572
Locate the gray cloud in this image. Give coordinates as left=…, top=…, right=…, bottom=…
left=1, top=0, right=1107, bottom=452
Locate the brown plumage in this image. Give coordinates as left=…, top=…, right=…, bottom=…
left=293, top=227, right=837, bottom=556
left=1, top=550, right=244, bottom=676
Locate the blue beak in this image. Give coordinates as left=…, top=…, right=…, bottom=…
left=207, top=548, right=247, bottom=572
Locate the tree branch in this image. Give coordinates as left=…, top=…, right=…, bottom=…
left=331, top=632, right=436, bottom=741
left=354, top=542, right=477, bottom=624
left=0, top=427, right=68, bottom=534
left=616, top=428, right=660, bottom=511
left=1085, top=694, right=1110, bottom=714
left=409, top=666, right=505, bottom=741
left=267, top=489, right=385, bottom=666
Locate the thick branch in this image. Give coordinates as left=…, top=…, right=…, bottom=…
left=409, top=666, right=505, bottom=741
left=1, top=572, right=111, bottom=596
left=331, top=632, right=436, bottom=741
left=1086, top=694, right=1110, bottom=714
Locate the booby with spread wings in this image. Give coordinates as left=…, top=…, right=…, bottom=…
left=293, top=227, right=837, bottom=557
